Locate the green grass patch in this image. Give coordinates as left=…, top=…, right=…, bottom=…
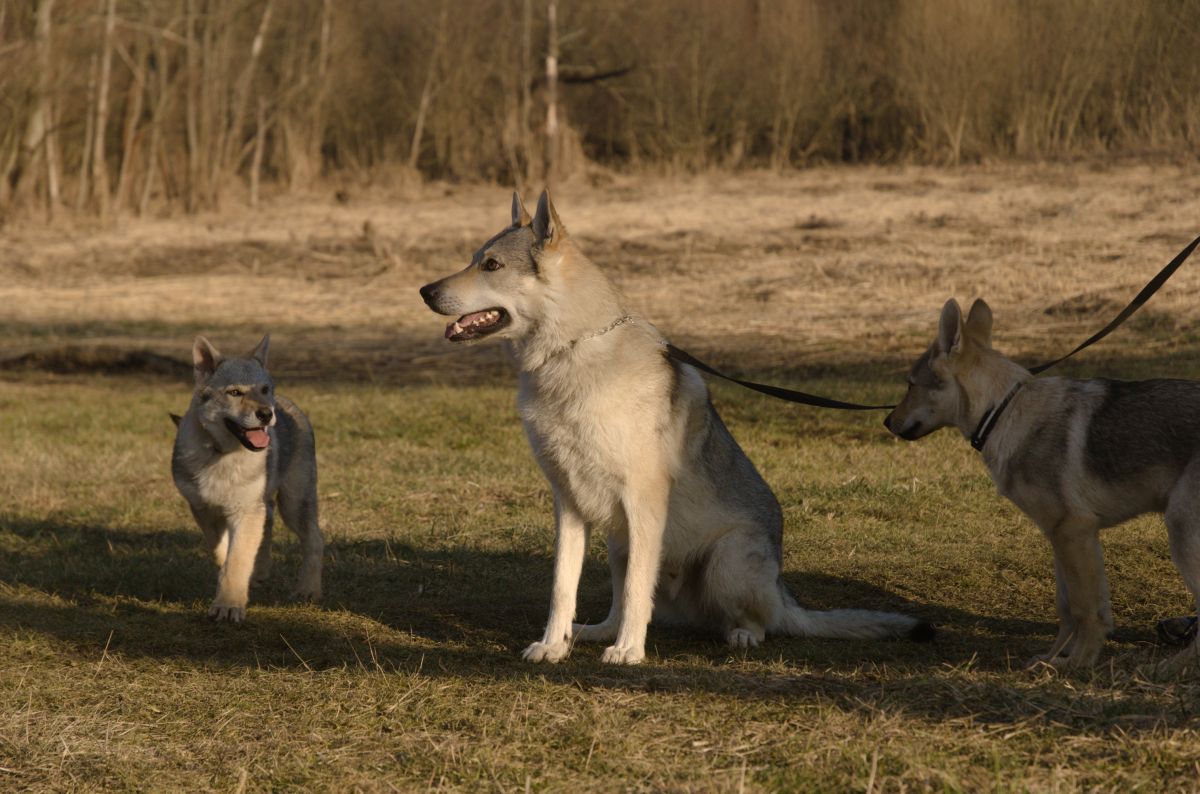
left=3, top=369, right=1200, bottom=791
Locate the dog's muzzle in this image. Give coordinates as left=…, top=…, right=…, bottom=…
left=419, top=282, right=443, bottom=311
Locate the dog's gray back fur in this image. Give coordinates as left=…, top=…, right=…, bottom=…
left=991, top=377, right=1200, bottom=528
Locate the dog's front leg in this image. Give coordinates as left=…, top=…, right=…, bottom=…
left=1034, top=521, right=1107, bottom=669
left=573, top=535, right=626, bottom=643
left=1026, top=552, right=1077, bottom=668
left=523, top=497, right=589, bottom=663
left=601, top=473, right=669, bottom=665
left=190, top=503, right=229, bottom=567
left=209, top=502, right=268, bottom=623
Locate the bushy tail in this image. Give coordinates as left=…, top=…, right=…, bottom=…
left=771, top=584, right=935, bottom=642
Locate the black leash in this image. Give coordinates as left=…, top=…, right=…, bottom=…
left=665, top=234, right=1200, bottom=411
left=663, top=344, right=894, bottom=411
left=1027, top=233, right=1200, bottom=374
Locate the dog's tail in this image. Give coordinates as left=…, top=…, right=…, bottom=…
left=770, top=582, right=935, bottom=642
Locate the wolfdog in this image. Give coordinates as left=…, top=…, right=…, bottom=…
left=171, top=335, right=324, bottom=622
left=886, top=298, right=1200, bottom=671
left=419, top=191, right=932, bottom=664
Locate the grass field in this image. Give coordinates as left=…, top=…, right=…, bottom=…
left=4, top=165, right=1200, bottom=791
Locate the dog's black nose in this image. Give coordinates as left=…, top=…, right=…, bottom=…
left=255, top=407, right=273, bottom=423
left=419, top=282, right=438, bottom=307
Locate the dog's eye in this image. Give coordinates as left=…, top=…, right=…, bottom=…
left=261, top=385, right=270, bottom=395
left=227, top=388, right=243, bottom=397
left=481, top=258, right=503, bottom=272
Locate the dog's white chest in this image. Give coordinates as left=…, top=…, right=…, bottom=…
left=194, top=451, right=267, bottom=508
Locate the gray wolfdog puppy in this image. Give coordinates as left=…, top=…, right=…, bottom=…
left=886, top=298, right=1200, bottom=672
left=172, top=335, right=324, bottom=622
left=420, top=191, right=932, bottom=665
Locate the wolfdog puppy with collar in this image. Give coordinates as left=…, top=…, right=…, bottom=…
left=886, top=298, right=1200, bottom=672
left=420, top=191, right=932, bottom=665
left=172, top=335, right=324, bottom=622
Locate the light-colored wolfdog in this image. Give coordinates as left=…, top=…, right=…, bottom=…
left=172, top=335, right=324, bottom=623
left=420, top=191, right=932, bottom=665
left=886, top=298, right=1200, bottom=672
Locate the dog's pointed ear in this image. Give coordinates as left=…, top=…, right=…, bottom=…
left=532, top=189, right=566, bottom=247
left=936, top=299, right=964, bottom=355
left=965, top=298, right=993, bottom=347
left=511, top=191, right=531, bottom=227
left=250, top=334, right=270, bottom=367
left=169, top=412, right=183, bottom=428
left=192, top=336, right=222, bottom=384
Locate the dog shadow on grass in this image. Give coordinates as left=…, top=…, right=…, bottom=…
left=0, top=515, right=1191, bottom=734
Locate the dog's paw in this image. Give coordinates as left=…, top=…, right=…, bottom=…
left=1146, top=648, right=1200, bottom=681
left=572, top=621, right=618, bottom=643
left=522, top=641, right=571, bottom=663
left=600, top=644, right=645, bottom=665
left=1025, top=651, right=1097, bottom=673
left=289, top=580, right=322, bottom=603
left=727, top=628, right=760, bottom=649
left=208, top=602, right=246, bottom=623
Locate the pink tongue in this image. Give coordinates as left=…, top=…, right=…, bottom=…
left=244, top=428, right=270, bottom=449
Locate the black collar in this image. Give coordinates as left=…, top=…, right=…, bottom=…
left=970, top=384, right=1023, bottom=452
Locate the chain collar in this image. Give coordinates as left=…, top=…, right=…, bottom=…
left=576, top=315, right=635, bottom=345
left=543, top=315, right=635, bottom=361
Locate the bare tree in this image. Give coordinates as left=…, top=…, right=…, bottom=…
left=92, top=0, right=117, bottom=218
left=216, top=0, right=273, bottom=187
left=408, top=4, right=448, bottom=172
left=543, top=0, right=558, bottom=185
left=37, top=0, right=59, bottom=215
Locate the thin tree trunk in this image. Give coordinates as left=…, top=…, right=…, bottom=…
left=249, top=94, right=266, bottom=207
left=408, top=5, right=447, bottom=171
left=544, top=0, right=558, bottom=186
left=307, top=0, right=333, bottom=184
left=6, top=0, right=56, bottom=211
left=220, top=0, right=273, bottom=179
left=116, top=37, right=147, bottom=214
left=520, top=0, right=533, bottom=187
left=139, top=29, right=170, bottom=215
left=184, top=0, right=199, bottom=211
left=76, top=53, right=98, bottom=211
left=92, top=0, right=116, bottom=218
left=37, top=0, right=60, bottom=216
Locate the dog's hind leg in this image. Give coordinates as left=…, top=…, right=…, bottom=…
left=695, top=528, right=775, bottom=648
left=573, top=535, right=625, bottom=644
left=210, top=502, right=268, bottom=623
left=525, top=497, right=589, bottom=663
left=252, top=503, right=274, bottom=586
left=278, top=487, right=324, bottom=602
left=1159, top=475, right=1200, bottom=676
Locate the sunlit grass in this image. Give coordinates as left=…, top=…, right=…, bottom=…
left=2, top=361, right=1199, bottom=791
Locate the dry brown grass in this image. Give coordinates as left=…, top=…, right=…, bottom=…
left=3, top=163, right=1200, bottom=382
left=4, top=165, right=1200, bottom=791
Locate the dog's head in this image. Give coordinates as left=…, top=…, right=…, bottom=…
left=419, top=190, right=569, bottom=344
left=884, top=298, right=994, bottom=440
left=190, top=335, right=276, bottom=452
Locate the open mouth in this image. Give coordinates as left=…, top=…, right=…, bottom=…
left=224, top=418, right=270, bottom=451
left=445, top=308, right=509, bottom=342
